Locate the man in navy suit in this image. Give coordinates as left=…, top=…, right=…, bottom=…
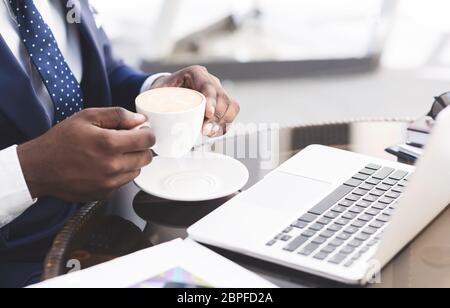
left=0, top=0, right=240, bottom=288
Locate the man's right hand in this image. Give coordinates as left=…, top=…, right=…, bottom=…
left=17, top=107, right=155, bottom=202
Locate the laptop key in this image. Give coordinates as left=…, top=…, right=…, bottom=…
left=324, top=211, right=339, bottom=219
left=352, top=189, right=367, bottom=196
left=358, top=214, right=373, bottom=222
left=335, top=218, right=350, bottom=226
left=283, top=235, right=309, bottom=252
left=331, top=205, right=346, bottom=213
left=372, top=203, right=388, bottom=210
left=309, top=185, right=354, bottom=215
left=376, top=184, right=391, bottom=192
left=309, top=223, right=324, bottom=232
left=320, top=230, right=335, bottom=239
left=299, top=244, right=320, bottom=256
left=302, top=230, right=316, bottom=238
left=363, top=195, right=378, bottom=203
left=392, top=185, right=405, bottom=193
left=383, top=179, right=398, bottom=186
left=291, top=220, right=308, bottom=229
left=314, top=252, right=329, bottom=261
left=344, top=260, right=354, bottom=268
left=385, top=191, right=401, bottom=199
left=348, top=240, right=363, bottom=248
left=379, top=197, right=394, bottom=205
left=353, top=173, right=370, bottom=181
left=366, top=208, right=381, bottom=216
left=398, top=180, right=408, bottom=187
left=340, top=246, right=355, bottom=255
left=362, top=227, right=377, bottom=235
left=283, top=227, right=294, bottom=233
left=356, top=201, right=372, bottom=208
left=370, top=221, right=385, bottom=229
left=337, top=232, right=351, bottom=241
left=366, top=178, right=381, bottom=186
left=369, top=189, right=384, bottom=197
left=355, top=233, right=370, bottom=242
left=329, top=253, right=347, bottom=265
left=317, top=217, right=332, bottom=225
left=342, top=212, right=357, bottom=221
left=351, top=253, right=363, bottom=262
left=389, top=170, right=409, bottom=181
left=321, top=245, right=337, bottom=254
left=349, top=206, right=364, bottom=214
left=359, top=168, right=376, bottom=176
left=377, top=215, right=390, bottom=223
left=351, top=220, right=366, bottom=229
left=327, top=224, right=343, bottom=233
left=299, top=213, right=318, bottom=223
left=339, top=200, right=354, bottom=207
left=384, top=209, right=395, bottom=217
left=344, top=227, right=358, bottom=235
left=346, top=194, right=360, bottom=202
left=359, top=246, right=371, bottom=254
left=280, top=235, right=292, bottom=242
left=329, top=239, right=344, bottom=247
left=266, top=240, right=277, bottom=247
left=366, top=164, right=382, bottom=171
left=345, top=178, right=363, bottom=188
left=360, top=183, right=375, bottom=191
left=373, top=167, right=395, bottom=180
left=312, top=236, right=327, bottom=245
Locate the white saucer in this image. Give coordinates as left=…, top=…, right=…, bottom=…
left=134, top=152, right=249, bottom=202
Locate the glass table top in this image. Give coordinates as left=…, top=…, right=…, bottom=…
left=129, top=120, right=450, bottom=288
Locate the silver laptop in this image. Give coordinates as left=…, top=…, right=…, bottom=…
left=188, top=108, right=450, bottom=285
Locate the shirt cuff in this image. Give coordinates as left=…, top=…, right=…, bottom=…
left=0, top=145, right=37, bottom=228
left=140, top=73, right=172, bottom=93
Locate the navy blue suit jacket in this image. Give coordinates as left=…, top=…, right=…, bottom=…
left=0, top=0, right=150, bottom=287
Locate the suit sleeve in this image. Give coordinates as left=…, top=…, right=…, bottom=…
left=90, top=8, right=152, bottom=111
left=103, top=42, right=151, bottom=111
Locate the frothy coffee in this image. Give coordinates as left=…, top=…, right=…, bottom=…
left=136, top=87, right=203, bottom=113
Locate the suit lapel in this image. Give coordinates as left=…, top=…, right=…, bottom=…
left=0, top=35, right=51, bottom=140
left=0, top=0, right=111, bottom=141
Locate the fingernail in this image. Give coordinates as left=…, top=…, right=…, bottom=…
left=207, top=123, right=221, bottom=137
left=203, top=123, right=213, bottom=135
left=212, top=123, right=220, bottom=134
left=135, top=113, right=146, bottom=121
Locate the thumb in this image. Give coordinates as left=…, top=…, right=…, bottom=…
left=88, top=107, right=146, bottom=130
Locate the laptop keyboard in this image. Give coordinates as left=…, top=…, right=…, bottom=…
left=266, top=164, right=411, bottom=268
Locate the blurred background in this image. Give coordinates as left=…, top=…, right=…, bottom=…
left=90, top=0, right=450, bottom=127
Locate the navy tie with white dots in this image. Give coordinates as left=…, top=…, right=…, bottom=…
left=9, top=0, right=84, bottom=124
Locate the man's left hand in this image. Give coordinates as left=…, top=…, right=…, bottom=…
left=151, top=66, right=240, bottom=137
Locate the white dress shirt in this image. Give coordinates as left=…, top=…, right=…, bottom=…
left=0, top=0, right=169, bottom=228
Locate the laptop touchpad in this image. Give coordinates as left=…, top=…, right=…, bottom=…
left=244, top=171, right=332, bottom=214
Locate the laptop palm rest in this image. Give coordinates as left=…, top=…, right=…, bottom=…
left=243, top=171, right=332, bottom=215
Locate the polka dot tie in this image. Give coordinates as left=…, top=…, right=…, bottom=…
left=9, top=0, right=84, bottom=124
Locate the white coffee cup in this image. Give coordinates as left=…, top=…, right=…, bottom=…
left=135, top=87, right=206, bottom=158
